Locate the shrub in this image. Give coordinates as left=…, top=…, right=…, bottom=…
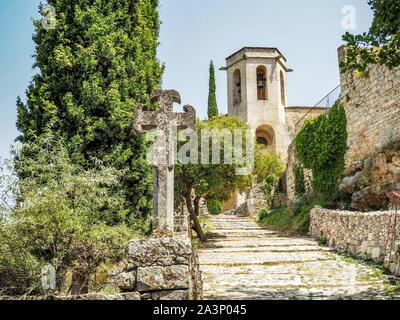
left=259, top=197, right=313, bottom=236
left=0, top=135, right=137, bottom=295
left=207, top=200, right=222, bottom=215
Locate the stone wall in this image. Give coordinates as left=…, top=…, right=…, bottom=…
left=1, top=238, right=203, bottom=301
left=310, top=206, right=400, bottom=276
left=115, top=237, right=203, bottom=300
left=285, top=106, right=330, bottom=134
left=340, top=150, right=400, bottom=211
left=338, top=45, right=400, bottom=168
left=224, top=183, right=267, bottom=217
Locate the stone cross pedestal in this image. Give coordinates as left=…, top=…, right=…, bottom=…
left=134, top=90, right=196, bottom=237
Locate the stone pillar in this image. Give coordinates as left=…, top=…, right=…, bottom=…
left=153, top=166, right=175, bottom=236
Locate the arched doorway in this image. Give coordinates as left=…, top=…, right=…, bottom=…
left=256, top=125, right=276, bottom=154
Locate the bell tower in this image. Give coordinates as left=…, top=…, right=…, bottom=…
left=222, top=47, right=293, bottom=162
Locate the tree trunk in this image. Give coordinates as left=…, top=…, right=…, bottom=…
left=185, top=194, right=205, bottom=242
left=71, top=269, right=89, bottom=295
left=194, top=196, right=201, bottom=217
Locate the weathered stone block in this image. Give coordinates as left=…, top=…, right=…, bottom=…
left=360, top=241, right=368, bottom=253
left=371, top=247, right=381, bottom=260
left=395, top=241, right=400, bottom=253
left=109, top=292, right=141, bottom=300
left=127, top=238, right=192, bottom=270
left=152, top=290, right=189, bottom=300
left=115, top=270, right=136, bottom=291
left=136, top=265, right=189, bottom=292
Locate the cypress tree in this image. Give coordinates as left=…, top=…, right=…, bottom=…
left=16, top=0, right=163, bottom=227
left=207, top=60, right=218, bottom=119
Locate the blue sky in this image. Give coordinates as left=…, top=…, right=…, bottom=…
left=0, top=1, right=373, bottom=161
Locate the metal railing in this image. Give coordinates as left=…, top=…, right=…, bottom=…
left=294, top=85, right=341, bottom=131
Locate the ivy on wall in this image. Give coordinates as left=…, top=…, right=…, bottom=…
left=293, top=162, right=306, bottom=197
left=295, top=103, right=347, bottom=204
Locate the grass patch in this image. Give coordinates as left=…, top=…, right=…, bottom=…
left=338, top=252, right=400, bottom=297
left=316, top=238, right=328, bottom=246
left=259, top=196, right=313, bottom=236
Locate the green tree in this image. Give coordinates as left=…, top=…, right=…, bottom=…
left=207, top=61, right=218, bottom=119
left=16, top=0, right=163, bottom=227
left=175, top=115, right=282, bottom=241
left=0, top=135, right=135, bottom=296
left=341, top=0, right=400, bottom=72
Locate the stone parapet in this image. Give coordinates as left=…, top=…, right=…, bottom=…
left=116, top=237, right=203, bottom=300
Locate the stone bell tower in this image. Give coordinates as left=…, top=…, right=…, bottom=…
left=222, top=47, right=293, bottom=162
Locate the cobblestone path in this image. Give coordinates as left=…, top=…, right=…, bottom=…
left=198, top=214, right=400, bottom=300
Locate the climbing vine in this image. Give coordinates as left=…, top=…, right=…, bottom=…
left=293, top=162, right=306, bottom=196
left=295, top=103, right=347, bottom=204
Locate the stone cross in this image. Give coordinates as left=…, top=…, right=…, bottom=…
left=134, top=89, right=196, bottom=237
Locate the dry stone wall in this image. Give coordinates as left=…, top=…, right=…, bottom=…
left=338, top=45, right=400, bottom=168
left=310, top=206, right=400, bottom=277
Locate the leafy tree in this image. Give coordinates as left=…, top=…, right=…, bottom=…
left=16, top=0, right=163, bottom=227
left=253, top=147, right=284, bottom=184
left=175, top=115, right=283, bottom=241
left=0, top=135, right=135, bottom=296
left=207, top=61, right=218, bottom=119
left=341, top=0, right=400, bottom=72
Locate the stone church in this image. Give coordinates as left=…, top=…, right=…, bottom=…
left=221, top=47, right=329, bottom=210
left=222, top=47, right=329, bottom=162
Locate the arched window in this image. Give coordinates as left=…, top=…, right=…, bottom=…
left=256, top=66, right=267, bottom=100
left=280, top=71, right=286, bottom=106
left=233, top=69, right=241, bottom=106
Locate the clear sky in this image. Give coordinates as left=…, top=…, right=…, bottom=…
left=0, top=1, right=373, bottom=161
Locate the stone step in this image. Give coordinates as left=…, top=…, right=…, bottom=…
left=199, top=250, right=335, bottom=266
left=199, top=246, right=335, bottom=253
left=201, top=239, right=319, bottom=248
left=200, top=259, right=387, bottom=300
left=203, top=283, right=388, bottom=300
left=210, top=230, right=275, bottom=235
left=198, top=215, right=397, bottom=300
left=210, top=224, right=264, bottom=228
left=207, top=234, right=280, bottom=240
